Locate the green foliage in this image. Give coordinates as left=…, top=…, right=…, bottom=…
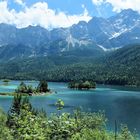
left=0, top=109, right=13, bottom=140
left=55, top=99, right=65, bottom=111
left=10, top=103, right=47, bottom=139
left=46, top=110, right=107, bottom=140
left=10, top=94, right=22, bottom=114
left=7, top=94, right=32, bottom=127
left=1, top=95, right=138, bottom=140
left=68, top=81, right=96, bottom=90
left=118, top=125, right=139, bottom=140
left=71, top=128, right=112, bottom=140
left=15, top=82, right=34, bottom=95
left=15, top=81, right=50, bottom=95
left=6, top=94, right=46, bottom=139
left=37, top=80, right=49, bottom=93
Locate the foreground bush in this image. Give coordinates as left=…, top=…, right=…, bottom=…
left=0, top=95, right=138, bottom=140
left=0, top=109, right=13, bottom=140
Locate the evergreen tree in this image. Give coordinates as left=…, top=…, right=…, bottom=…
left=37, top=80, right=49, bottom=93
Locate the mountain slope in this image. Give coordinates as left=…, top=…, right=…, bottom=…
left=0, top=9, right=140, bottom=60
left=0, top=44, right=139, bottom=86
left=107, top=44, right=140, bottom=64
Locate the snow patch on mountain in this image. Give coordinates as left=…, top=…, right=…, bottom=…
left=66, top=34, right=79, bottom=48
left=98, top=45, right=108, bottom=51
left=109, top=28, right=128, bottom=39
left=98, top=45, right=121, bottom=51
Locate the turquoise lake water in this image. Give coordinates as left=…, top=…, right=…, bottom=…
left=0, top=80, right=140, bottom=134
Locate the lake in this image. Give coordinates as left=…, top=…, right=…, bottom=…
left=0, top=80, right=140, bottom=134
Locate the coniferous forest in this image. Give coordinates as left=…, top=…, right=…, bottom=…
left=0, top=44, right=139, bottom=86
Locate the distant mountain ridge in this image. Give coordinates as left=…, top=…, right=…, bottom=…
left=0, top=9, right=140, bottom=60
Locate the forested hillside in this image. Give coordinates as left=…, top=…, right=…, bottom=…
left=0, top=44, right=139, bottom=86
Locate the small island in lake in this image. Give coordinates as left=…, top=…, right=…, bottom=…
left=2, top=79, right=11, bottom=83
left=15, top=80, right=51, bottom=96
left=0, top=80, right=52, bottom=96
left=68, top=81, right=96, bottom=90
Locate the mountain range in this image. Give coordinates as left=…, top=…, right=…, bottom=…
left=0, top=9, right=140, bottom=60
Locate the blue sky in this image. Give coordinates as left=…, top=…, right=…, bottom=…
left=0, top=0, right=139, bottom=29
left=8, top=0, right=115, bottom=18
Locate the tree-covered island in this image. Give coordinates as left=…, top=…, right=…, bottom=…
left=0, top=80, right=51, bottom=96
left=68, top=81, right=96, bottom=90
left=15, top=80, right=51, bottom=96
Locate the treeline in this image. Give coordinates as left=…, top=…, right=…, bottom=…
left=0, top=94, right=138, bottom=139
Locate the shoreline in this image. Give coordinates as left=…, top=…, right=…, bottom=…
left=0, top=79, right=139, bottom=88
left=0, top=91, right=54, bottom=97
left=0, top=81, right=140, bottom=97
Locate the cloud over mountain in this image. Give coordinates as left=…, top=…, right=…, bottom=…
left=0, top=1, right=91, bottom=29
left=14, top=0, right=25, bottom=6
left=92, top=0, right=140, bottom=12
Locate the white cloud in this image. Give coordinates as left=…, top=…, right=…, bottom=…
left=92, top=0, right=104, bottom=5
left=105, top=0, right=140, bottom=12
left=0, top=1, right=15, bottom=24
left=92, top=0, right=140, bottom=13
left=14, top=0, right=25, bottom=6
left=0, top=1, right=91, bottom=29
